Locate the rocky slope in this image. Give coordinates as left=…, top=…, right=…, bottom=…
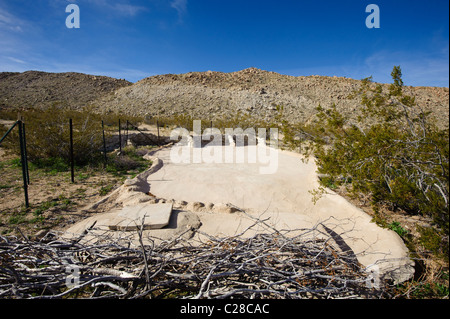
left=94, top=67, right=449, bottom=127
left=0, top=71, right=131, bottom=111
left=1, top=68, right=448, bottom=128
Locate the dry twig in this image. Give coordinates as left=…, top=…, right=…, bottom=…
left=0, top=217, right=389, bottom=299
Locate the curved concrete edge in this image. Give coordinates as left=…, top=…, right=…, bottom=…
left=144, top=148, right=415, bottom=284
left=81, top=153, right=163, bottom=212
left=66, top=146, right=415, bottom=285
left=309, top=191, right=415, bottom=285
left=316, top=214, right=415, bottom=285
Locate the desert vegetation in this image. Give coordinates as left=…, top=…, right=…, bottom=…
left=0, top=107, right=154, bottom=237
left=0, top=67, right=448, bottom=298
left=147, top=67, right=449, bottom=298
left=279, top=67, right=449, bottom=297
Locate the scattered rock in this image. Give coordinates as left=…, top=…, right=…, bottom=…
left=2, top=68, right=447, bottom=129
left=177, top=200, right=188, bottom=206
left=214, top=203, right=240, bottom=214
left=33, top=229, right=48, bottom=240
left=187, top=201, right=205, bottom=212
left=0, top=71, right=130, bottom=110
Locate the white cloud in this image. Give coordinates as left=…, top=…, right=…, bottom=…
left=0, top=4, right=32, bottom=64
left=279, top=43, right=449, bottom=88
left=0, top=55, right=30, bottom=73
left=2, top=56, right=154, bottom=82
left=112, top=3, right=147, bottom=17
left=0, top=4, right=25, bottom=32
left=6, top=56, right=26, bottom=64
left=362, top=47, right=449, bottom=87
left=170, top=0, right=187, bottom=21
left=88, top=0, right=148, bottom=17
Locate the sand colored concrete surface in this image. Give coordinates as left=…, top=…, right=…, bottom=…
left=64, top=144, right=415, bottom=283
left=107, top=203, right=173, bottom=231
left=146, top=144, right=415, bottom=283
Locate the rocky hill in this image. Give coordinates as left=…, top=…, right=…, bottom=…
left=94, top=67, right=449, bottom=128
left=0, top=71, right=131, bottom=111
left=1, top=68, right=448, bottom=128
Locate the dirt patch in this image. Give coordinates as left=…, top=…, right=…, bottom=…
left=0, top=151, right=122, bottom=238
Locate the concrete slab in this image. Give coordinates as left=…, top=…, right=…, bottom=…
left=145, top=145, right=415, bottom=283
left=108, top=203, right=173, bottom=231
left=62, top=209, right=201, bottom=247
left=64, top=145, right=415, bottom=283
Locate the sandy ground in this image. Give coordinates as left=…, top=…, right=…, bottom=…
left=65, top=144, right=415, bottom=283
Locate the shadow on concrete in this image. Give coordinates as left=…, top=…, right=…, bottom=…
left=320, top=224, right=359, bottom=265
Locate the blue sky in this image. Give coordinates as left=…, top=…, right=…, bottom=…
left=0, top=0, right=448, bottom=86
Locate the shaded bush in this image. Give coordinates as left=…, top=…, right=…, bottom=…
left=108, top=155, right=142, bottom=172
left=105, top=146, right=151, bottom=177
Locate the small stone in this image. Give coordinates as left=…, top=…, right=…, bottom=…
left=34, top=230, right=47, bottom=240
left=178, top=200, right=188, bottom=206
left=187, top=201, right=205, bottom=211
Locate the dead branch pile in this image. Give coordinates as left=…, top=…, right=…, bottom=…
left=0, top=222, right=387, bottom=299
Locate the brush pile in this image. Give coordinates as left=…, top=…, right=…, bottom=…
left=0, top=218, right=388, bottom=299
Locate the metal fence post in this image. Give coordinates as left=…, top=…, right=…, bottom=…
left=157, top=120, right=160, bottom=144
left=102, top=120, right=107, bottom=168
left=69, top=118, right=74, bottom=183
left=126, top=120, right=129, bottom=146
left=118, top=119, right=122, bottom=155
left=17, top=120, right=29, bottom=208
left=22, top=122, right=30, bottom=185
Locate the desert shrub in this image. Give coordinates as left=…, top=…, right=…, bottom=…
left=31, top=157, right=69, bottom=173
left=153, top=113, right=197, bottom=131
left=308, top=66, right=449, bottom=258
left=108, top=155, right=141, bottom=171
left=105, top=146, right=150, bottom=177
left=1, top=106, right=103, bottom=166
left=0, top=105, right=152, bottom=168
left=417, top=225, right=448, bottom=258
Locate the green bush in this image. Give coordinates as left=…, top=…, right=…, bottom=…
left=308, top=66, right=449, bottom=258
left=0, top=106, right=146, bottom=168
left=32, top=157, right=69, bottom=172
left=1, top=106, right=105, bottom=166
left=388, top=221, right=409, bottom=237
left=417, top=225, right=448, bottom=258
left=105, top=146, right=151, bottom=177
